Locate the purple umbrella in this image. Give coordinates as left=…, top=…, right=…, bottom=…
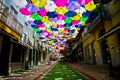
left=25, top=3, right=39, bottom=13
left=67, top=1, right=80, bottom=11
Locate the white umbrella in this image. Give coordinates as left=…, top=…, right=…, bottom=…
left=45, top=1, right=57, bottom=12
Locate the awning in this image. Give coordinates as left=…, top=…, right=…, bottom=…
left=97, top=26, right=120, bottom=41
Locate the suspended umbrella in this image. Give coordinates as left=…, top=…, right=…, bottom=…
left=37, top=24, right=45, bottom=28
left=55, top=7, right=68, bottom=15
left=28, top=20, right=36, bottom=25
left=73, top=14, right=82, bottom=20
left=56, top=20, right=65, bottom=25
left=34, top=20, right=43, bottom=24
left=72, top=20, right=80, bottom=25
left=83, top=11, right=91, bottom=17
left=25, top=3, right=39, bottom=13
left=80, top=17, right=88, bottom=23
left=67, top=1, right=80, bottom=11
left=31, top=0, right=47, bottom=8
left=86, top=12, right=98, bottom=23
left=78, top=0, right=92, bottom=5
left=65, top=11, right=76, bottom=17
left=47, top=11, right=57, bottom=18
left=19, top=8, right=31, bottom=16
left=70, top=0, right=78, bottom=2
left=75, top=6, right=86, bottom=15
left=64, top=23, right=72, bottom=28
left=64, top=17, right=73, bottom=23
left=31, top=13, right=42, bottom=20
left=45, top=1, right=57, bottom=12
left=56, top=14, right=66, bottom=20
left=33, top=27, right=41, bottom=31
left=37, top=8, right=48, bottom=16
left=54, top=0, right=69, bottom=7
left=42, top=16, right=49, bottom=23
left=84, top=1, right=96, bottom=11
left=51, top=17, right=58, bottom=23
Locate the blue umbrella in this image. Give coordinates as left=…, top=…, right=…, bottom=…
left=65, top=11, right=76, bottom=17
left=69, top=29, right=75, bottom=34
left=83, top=11, right=92, bottom=17
left=34, top=20, right=43, bottom=24
left=47, top=11, right=57, bottom=18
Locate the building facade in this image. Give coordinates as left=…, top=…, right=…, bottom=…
left=0, top=0, right=46, bottom=76
left=82, top=0, right=120, bottom=66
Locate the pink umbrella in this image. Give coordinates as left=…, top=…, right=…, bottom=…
left=19, top=8, right=31, bottom=15
left=37, top=24, right=45, bottom=28
left=54, top=0, right=69, bottom=7
left=78, top=0, right=92, bottom=4
left=57, top=14, right=66, bottom=20
left=38, top=8, right=48, bottom=16
left=72, top=20, right=80, bottom=25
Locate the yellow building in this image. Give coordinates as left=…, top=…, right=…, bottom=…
left=82, top=0, right=120, bottom=65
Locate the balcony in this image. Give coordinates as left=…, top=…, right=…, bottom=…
left=87, top=15, right=101, bottom=33
left=0, top=1, right=23, bottom=36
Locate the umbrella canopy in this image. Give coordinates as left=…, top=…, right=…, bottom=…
left=19, top=8, right=31, bottom=15
left=54, top=0, right=69, bottom=7
left=55, top=7, right=68, bottom=14
left=19, top=0, right=99, bottom=52
left=37, top=8, right=47, bottom=16
left=45, top=1, right=57, bottom=12
left=31, top=0, right=47, bottom=8
left=84, top=1, right=96, bottom=11
left=67, top=1, right=80, bottom=11
left=25, top=3, right=39, bottom=13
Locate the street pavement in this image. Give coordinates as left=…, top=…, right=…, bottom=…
left=67, top=62, right=111, bottom=80
left=0, top=61, right=57, bottom=80
left=0, top=61, right=113, bottom=80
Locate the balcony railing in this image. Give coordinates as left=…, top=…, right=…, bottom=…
left=0, top=1, right=23, bottom=36
left=87, top=15, right=101, bottom=33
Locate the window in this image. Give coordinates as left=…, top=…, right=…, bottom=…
left=10, top=5, right=18, bottom=17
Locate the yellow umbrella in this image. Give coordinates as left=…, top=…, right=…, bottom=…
left=85, top=1, right=96, bottom=11
left=42, top=16, right=49, bottom=22
left=55, top=7, right=68, bottom=14
left=47, top=21, right=57, bottom=27
left=54, top=33, right=59, bottom=36
left=31, top=0, right=47, bottom=8
left=58, top=29, right=64, bottom=33
left=73, top=14, right=82, bottom=20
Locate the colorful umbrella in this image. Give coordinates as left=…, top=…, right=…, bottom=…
left=31, top=0, right=47, bottom=8
left=55, top=7, right=68, bottom=14
left=25, top=3, right=39, bottom=13
left=54, top=0, right=69, bottom=7
left=84, top=1, right=96, bottom=11
left=31, top=13, right=42, bottom=20
left=45, top=1, right=57, bottom=12
left=19, top=8, right=31, bottom=15
left=37, top=8, right=47, bottom=16
left=67, top=1, right=80, bottom=11
left=65, top=11, right=76, bottom=17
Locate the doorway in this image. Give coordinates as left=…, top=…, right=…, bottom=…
left=0, top=35, right=11, bottom=76
left=100, top=40, right=111, bottom=64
